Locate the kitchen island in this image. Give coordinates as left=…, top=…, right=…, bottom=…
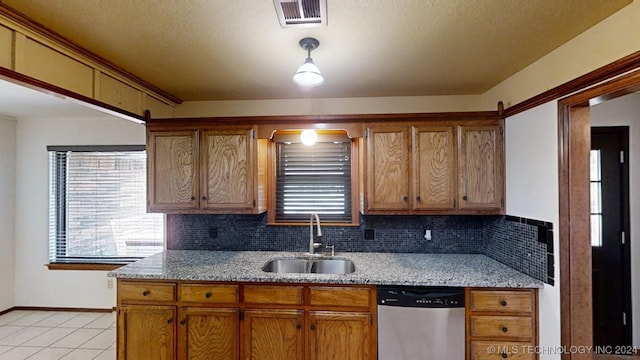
left=109, top=251, right=542, bottom=360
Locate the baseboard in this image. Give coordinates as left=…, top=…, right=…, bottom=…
left=10, top=306, right=113, bottom=313
left=0, top=307, right=15, bottom=316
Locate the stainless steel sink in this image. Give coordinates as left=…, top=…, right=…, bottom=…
left=262, top=258, right=356, bottom=274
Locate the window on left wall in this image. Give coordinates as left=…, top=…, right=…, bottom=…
left=48, top=145, right=164, bottom=266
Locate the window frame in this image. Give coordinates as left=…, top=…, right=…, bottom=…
left=267, top=132, right=360, bottom=226
left=47, top=145, right=164, bottom=269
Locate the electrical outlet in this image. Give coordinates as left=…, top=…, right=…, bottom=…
left=106, top=278, right=114, bottom=289
left=209, top=226, right=218, bottom=238
left=364, top=228, right=375, bottom=240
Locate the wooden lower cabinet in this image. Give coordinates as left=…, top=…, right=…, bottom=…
left=309, top=311, right=371, bottom=360
left=118, top=305, right=176, bottom=360
left=466, top=288, right=538, bottom=360
left=243, top=309, right=304, bottom=360
left=179, top=307, right=239, bottom=360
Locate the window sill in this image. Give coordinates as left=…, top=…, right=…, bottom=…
left=46, top=263, right=125, bottom=271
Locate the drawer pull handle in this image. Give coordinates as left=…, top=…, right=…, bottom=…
left=501, top=300, right=507, bottom=306
left=501, top=353, right=508, bottom=359
left=205, top=292, right=212, bottom=299
left=167, top=318, right=173, bottom=324
left=142, top=291, right=150, bottom=296
left=501, top=326, right=508, bottom=333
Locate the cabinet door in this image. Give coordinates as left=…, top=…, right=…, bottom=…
left=309, top=311, right=372, bottom=360
left=148, top=130, right=199, bottom=211
left=458, top=124, right=504, bottom=210
left=118, top=305, right=176, bottom=360
left=242, top=309, right=303, bottom=360
left=201, top=129, right=254, bottom=210
left=365, top=126, right=410, bottom=211
left=413, top=126, right=456, bottom=210
left=179, top=307, right=239, bottom=360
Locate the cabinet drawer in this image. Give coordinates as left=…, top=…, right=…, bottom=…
left=470, top=341, right=534, bottom=360
left=180, top=284, right=238, bottom=304
left=309, top=286, right=371, bottom=307
left=470, top=316, right=533, bottom=338
left=244, top=285, right=303, bottom=305
left=119, top=281, right=176, bottom=302
left=469, top=290, right=533, bottom=313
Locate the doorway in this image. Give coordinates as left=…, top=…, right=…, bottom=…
left=590, top=126, right=631, bottom=347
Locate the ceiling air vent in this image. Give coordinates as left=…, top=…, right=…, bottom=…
left=274, top=0, right=327, bottom=28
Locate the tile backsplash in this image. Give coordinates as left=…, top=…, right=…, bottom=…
left=167, top=213, right=552, bottom=284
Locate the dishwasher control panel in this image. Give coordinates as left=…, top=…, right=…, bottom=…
left=377, top=287, right=465, bottom=308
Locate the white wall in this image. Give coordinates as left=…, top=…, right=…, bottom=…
left=505, top=102, right=560, bottom=359
left=174, top=95, right=483, bottom=117
left=14, top=116, right=146, bottom=309
left=0, top=116, right=16, bottom=311
left=590, top=92, right=640, bottom=347
left=481, top=0, right=640, bottom=109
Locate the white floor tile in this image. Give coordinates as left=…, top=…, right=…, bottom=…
left=58, top=349, right=102, bottom=360
left=22, top=328, right=76, bottom=347
left=0, top=346, right=11, bottom=355
left=32, top=313, right=81, bottom=328
left=50, top=329, right=102, bottom=349
left=83, top=314, right=115, bottom=330
left=26, top=347, right=72, bottom=360
left=0, top=346, right=41, bottom=360
left=0, top=327, right=51, bottom=346
left=8, top=312, right=55, bottom=326
left=0, top=311, right=32, bottom=326
left=0, top=326, right=26, bottom=340
left=59, top=314, right=103, bottom=329
left=92, top=348, right=115, bottom=360
left=79, top=329, right=114, bottom=350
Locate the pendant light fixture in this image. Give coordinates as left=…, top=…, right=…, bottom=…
left=292, top=37, right=324, bottom=87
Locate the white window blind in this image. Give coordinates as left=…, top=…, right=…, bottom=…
left=48, top=146, right=164, bottom=264
left=275, top=140, right=352, bottom=222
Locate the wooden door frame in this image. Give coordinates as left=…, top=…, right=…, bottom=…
left=558, top=69, right=640, bottom=360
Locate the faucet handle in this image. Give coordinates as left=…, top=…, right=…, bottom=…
left=313, top=242, right=322, bottom=249
left=326, top=245, right=335, bottom=257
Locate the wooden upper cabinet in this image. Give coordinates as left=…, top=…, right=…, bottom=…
left=148, top=130, right=199, bottom=211
left=146, top=124, right=267, bottom=214
left=413, top=126, right=456, bottom=210
left=201, top=129, right=254, bottom=210
left=365, top=126, right=410, bottom=211
left=458, top=124, right=504, bottom=210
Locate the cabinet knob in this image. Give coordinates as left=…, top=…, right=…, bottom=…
left=296, top=324, right=301, bottom=330
left=462, top=195, right=468, bottom=201
left=180, top=319, right=186, bottom=326
left=205, top=292, right=212, bottom=299
left=402, top=195, right=408, bottom=202
left=191, top=196, right=196, bottom=201
left=501, top=326, right=508, bottom=333
left=202, top=196, right=207, bottom=201
left=167, top=318, right=173, bottom=324
left=501, top=300, right=507, bottom=306
left=416, top=196, right=421, bottom=202
left=142, top=290, right=150, bottom=296
left=310, top=324, right=316, bottom=330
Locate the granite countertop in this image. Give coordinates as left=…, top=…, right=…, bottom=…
left=108, top=250, right=543, bottom=288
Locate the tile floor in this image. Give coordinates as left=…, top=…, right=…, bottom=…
left=0, top=310, right=115, bottom=360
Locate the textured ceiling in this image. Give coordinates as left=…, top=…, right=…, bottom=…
left=1, top=0, right=632, bottom=101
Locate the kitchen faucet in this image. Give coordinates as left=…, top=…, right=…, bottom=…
left=309, top=213, right=323, bottom=256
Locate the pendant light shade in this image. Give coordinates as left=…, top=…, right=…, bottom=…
left=293, top=37, right=324, bottom=86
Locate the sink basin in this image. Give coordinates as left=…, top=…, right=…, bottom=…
left=263, top=258, right=356, bottom=274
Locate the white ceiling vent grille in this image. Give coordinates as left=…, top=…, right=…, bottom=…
left=274, top=0, right=327, bottom=28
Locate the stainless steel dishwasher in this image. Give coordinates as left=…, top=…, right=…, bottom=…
left=377, top=287, right=465, bottom=360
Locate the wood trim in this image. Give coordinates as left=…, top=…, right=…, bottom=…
left=0, top=3, right=181, bottom=105
left=505, top=50, right=640, bottom=117
left=0, top=67, right=145, bottom=122
left=557, top=67, right=640, bottom=360
left=47, top=262, right=125, bottom=271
